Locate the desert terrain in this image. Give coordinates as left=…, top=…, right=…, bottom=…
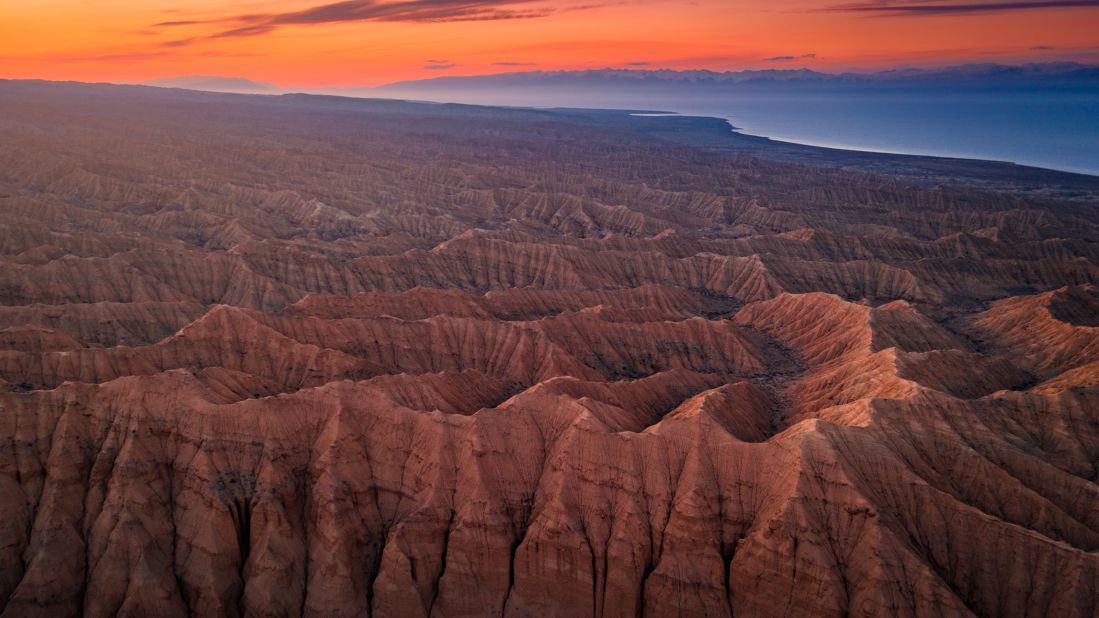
left=0, top=80, right=1097, bottom=617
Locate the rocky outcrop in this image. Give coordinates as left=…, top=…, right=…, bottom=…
left=0, top=80, right=1096, bottom=617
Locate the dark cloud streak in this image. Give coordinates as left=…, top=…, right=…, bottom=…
left=147, top=0, right=580, bottom=43
left=766, top=53, right=817, bottom=61
left=213, top=24, right=278, bottom=38
left=824, top=0, right=1099, bottom=15
left=271, top=0, right=550, bottom=25
left=201, top=0, right=567, bottom=39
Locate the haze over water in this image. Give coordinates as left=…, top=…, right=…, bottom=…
left=683, top=91, right=1099, bottom=176
left=394, top=85, right=1099, bottom=176
left=363, top=70, right=1099, bottom=176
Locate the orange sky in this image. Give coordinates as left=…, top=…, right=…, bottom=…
left=2, top=0, right=1098, bottom=86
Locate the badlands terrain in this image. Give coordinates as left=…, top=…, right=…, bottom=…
left=0, top=80, right=1098, bottom=617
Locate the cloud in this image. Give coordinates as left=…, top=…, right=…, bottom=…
left=823, top=0, right=1099, bottom=15
left=623, top=61, right=650, bottom=66
left=216, top=23, right=281, bottom=38
left=424, top=62, right=458, bottom=69
left=154, top=20, right=205, bottom=27
left=160, top=38, right=196, bottom=48
left=1031, top=45, right=1057, bottom=50
left=198, top=0, right=575, bottom=39
left=765, top=53, right=817, bottom=61
left=275, top=0, right=555, bottom=24
left=493, top=61, right=536, bottom=66
left=147, top=0, right=613, bottom=49
left=148, top=0, right=596, bottom=42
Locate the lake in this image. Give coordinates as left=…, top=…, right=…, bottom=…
left=657, top=91, right=1099, bottom=176
left=370, top=81, right=1099, bottom=176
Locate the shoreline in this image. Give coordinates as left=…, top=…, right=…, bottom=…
left=6, top=77, right=1099, bottom=182
left=633, top=111, right=1099, bottom=178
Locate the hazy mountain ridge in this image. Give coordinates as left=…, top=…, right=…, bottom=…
left=142, top=75, right=281, bottom=93
left=373, top=62, right=1099, bottom=90
left=142, top=62, right=1099, bottom=97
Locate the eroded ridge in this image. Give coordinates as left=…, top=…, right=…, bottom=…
left=0, top=80, right=1097, bottom=618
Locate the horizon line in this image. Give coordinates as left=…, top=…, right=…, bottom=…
left=103, top=59, right=1099, bottom=91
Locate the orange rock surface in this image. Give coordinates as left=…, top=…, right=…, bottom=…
left=0, top=80, right=1097, bottom=617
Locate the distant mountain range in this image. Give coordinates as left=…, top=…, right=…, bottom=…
left=374, top=62, right=1099, bottom=89
left=143, top=63, right=1099, bottom=99
left=352, top=63, right=1099, bottom=107
left=143, top=76, right=280, bottom=94
left=134, top=64, right=1099, bottom=120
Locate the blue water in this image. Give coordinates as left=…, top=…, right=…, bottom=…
left=378, top=84, right=1099, bottom=175
left=664, top=92, right=1099, bottom=176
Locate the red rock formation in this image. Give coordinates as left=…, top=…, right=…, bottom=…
left=0, top=80, right=1096, bottom=617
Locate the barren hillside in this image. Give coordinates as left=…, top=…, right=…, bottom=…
left=0, top=80, right=1097, bottom=617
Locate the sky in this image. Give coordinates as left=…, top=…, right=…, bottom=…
left=2, top=0, right=1098, bottom=86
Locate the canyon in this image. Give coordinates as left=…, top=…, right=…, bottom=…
left=0, top=79, right=1097, bottom=617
